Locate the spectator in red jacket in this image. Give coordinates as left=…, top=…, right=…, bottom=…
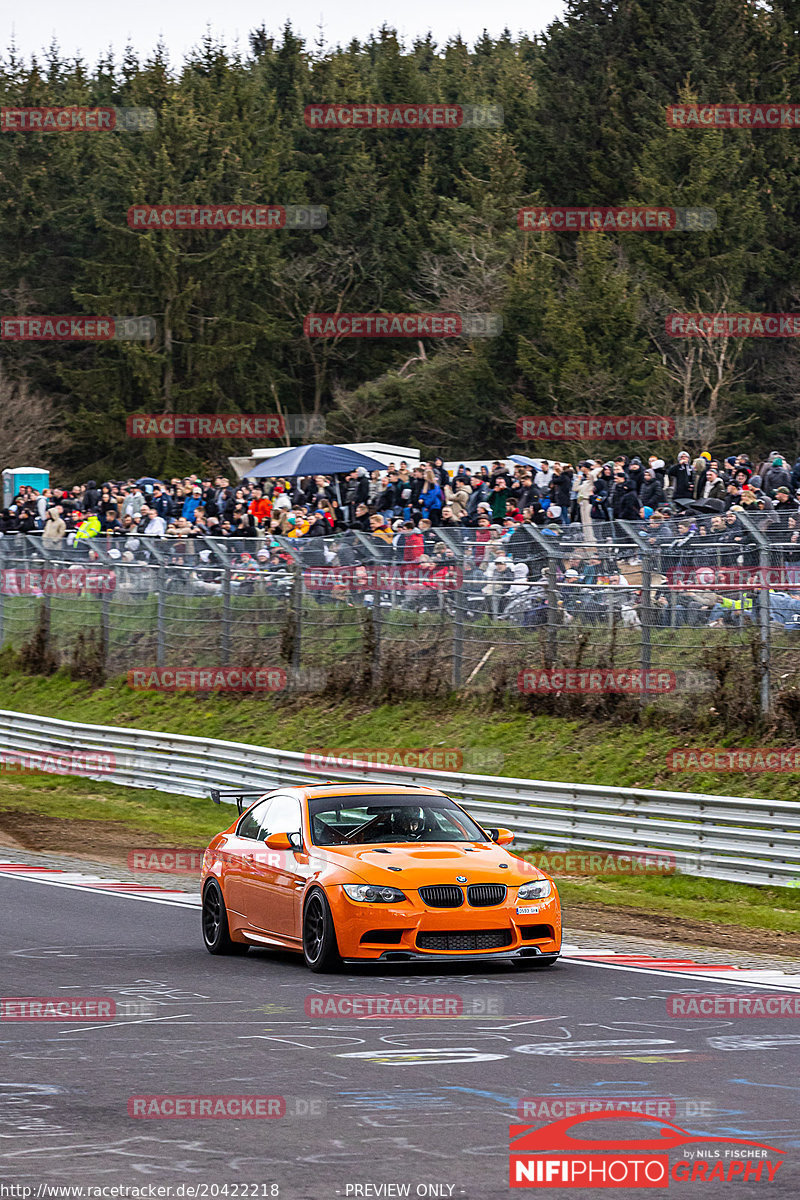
left=399, top=521, right=424, bottom=563
left=248, top=489, right=273, bottom=525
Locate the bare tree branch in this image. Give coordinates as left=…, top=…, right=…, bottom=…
left=397, top=341, right=427, bottom=377
left=0, top=366, right=67, bottom=464
left=649, top=282, right=749, bottom=447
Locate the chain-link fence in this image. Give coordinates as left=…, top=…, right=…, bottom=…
left=1, top=516, right=799, bottom=710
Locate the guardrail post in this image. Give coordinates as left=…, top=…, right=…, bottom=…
left=527, top=527, right=560, bottom=668
left=738, top=513, right=771, bottom=716
left=640, top=547, right=652, bottom=681
left=41, top=591, right=51, bottom=660
left=292, top=560, right=302, bottom=673
left=452, top=581, right=464, bottom=689
left=758, top=544, right=771, bottom=714
left=619, top=522, right=653, bottom=702
left=156, top=562, right=166, bottom=666
left=546, top=556, right=558, bottom=667
left=371, top=600, right=381, bottom=688
left=101, top=587, right=110, bottom=671
left=221, top=561, right=232, bottom=666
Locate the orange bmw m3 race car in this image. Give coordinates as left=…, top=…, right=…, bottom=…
left=201, top=783, right=561, bottom=972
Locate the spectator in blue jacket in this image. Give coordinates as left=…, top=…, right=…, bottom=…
left=151, top=485, right=173, bottom=521
left=420, top=468, right=444, bottom=525
left=182, top=487, right=203, bottom=522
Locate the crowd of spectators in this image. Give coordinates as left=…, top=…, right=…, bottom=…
left=2, top=450, right=800, bottom=629
left=3, top=449, right=800, bottom=542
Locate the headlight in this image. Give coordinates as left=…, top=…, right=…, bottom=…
left=518, top=879, right=552, bottom=901
left=343, top=884, right=407, bottom=903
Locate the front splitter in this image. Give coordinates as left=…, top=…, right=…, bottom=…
left=343, top=947, right=561, bottom=965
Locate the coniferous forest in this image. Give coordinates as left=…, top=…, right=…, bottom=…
left=1, top=1, right=799, bottom=478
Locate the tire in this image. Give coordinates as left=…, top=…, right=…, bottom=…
left=202, top=880, right=249, bottom=955
left=303, top=889, right=342, bottom=973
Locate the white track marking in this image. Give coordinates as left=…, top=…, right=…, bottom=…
left=0, top=863, right=200, bottom=906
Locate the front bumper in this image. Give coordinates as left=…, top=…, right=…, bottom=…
left=329, top=886, right=561, bottom=961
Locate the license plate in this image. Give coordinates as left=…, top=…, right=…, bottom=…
left=516, top=905, right=540, bottom=915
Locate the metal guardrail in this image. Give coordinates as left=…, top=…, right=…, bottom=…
left=0, top=708, right=798, bottom=887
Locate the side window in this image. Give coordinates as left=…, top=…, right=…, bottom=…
left=238, top=799, right=272, bottom=840
left=260, top=795, right=302, bottom=841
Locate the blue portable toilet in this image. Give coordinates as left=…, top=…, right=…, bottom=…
left=2, top=467, right=50, bottom=508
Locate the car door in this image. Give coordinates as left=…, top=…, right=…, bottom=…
left=244, top=794, right=308, bottom=941
left=224, top=798, right=273, bottom=917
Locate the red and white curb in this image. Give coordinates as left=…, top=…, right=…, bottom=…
left=562, top=943, right=800, bottom=990
left=0, top=860, right=200, bottom=907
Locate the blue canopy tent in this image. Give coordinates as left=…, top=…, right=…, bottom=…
left=244, top=443, right=388, bottom=521
left=244, top=444, right=386, bottom=480
left=509, top=454, right=545, bottom=469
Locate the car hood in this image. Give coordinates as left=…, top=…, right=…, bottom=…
left=317, top=842, right=548, bottom=890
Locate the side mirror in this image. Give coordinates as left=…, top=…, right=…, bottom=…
left=488, top=827, right=514, bottom=846
left=264, top=830, right=303, bottom=851
left=264, top=831, right=292, bottom=850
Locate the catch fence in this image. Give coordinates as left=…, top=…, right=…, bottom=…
left=1, top=514, right=799, bottom=711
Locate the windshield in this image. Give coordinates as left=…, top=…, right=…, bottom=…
left=307, top=794, right=488, bottom=846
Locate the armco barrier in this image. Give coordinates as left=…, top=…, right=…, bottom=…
left=0, top=709, right=798, bottom=887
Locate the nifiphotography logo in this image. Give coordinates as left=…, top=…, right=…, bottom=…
left=509, top=1111, right=784, bottom=1187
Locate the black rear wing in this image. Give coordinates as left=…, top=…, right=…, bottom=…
left=210, top=788, right=267, bottom=815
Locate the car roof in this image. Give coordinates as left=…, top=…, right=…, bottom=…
left=295, top=783, right=448, bottom=800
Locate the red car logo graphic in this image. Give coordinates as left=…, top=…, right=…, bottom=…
left=510, top=1111, right=782, bottom=1154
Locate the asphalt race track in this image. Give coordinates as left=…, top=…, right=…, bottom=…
left=1, top=873, right=799, bottom=1198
